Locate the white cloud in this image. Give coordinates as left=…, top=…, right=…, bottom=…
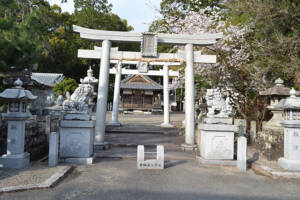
left=47, top=0, right=74, bottom=13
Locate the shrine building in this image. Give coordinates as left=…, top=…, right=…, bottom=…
left=119, top=74, right=163, bottom=111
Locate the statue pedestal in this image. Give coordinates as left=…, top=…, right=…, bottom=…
left=278, top=158, right=300, bottom=172
left=197, top=118, right=238, bottom=165
left=60, top=115, right=95, bottom=165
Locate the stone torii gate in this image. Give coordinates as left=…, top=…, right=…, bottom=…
left=74, top=25, right=222, bottom=150
left=79, top=46, right=180, bottom=128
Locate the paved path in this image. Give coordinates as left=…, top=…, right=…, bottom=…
left=1, top=159, right=300, bottom=200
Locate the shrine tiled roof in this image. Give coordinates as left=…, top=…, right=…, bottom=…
left=120, top=75, right=163, bottom=90
left=31, top=73, right=64, bottom=87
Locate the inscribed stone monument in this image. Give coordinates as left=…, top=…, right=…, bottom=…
left=137, top=145, right=164, bottom=169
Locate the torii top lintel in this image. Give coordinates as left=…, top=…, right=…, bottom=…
left=73, top=25, right=223, bottom=46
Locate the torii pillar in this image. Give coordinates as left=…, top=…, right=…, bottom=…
left=181, top=44, right=196, bottom=150
left=108, top=61, right=122, bottom=126
left=94, top=40, right=111, bottom=149
left=73, top=25, right=222, bottom=150
left=161, top=64, right=173, bottom=128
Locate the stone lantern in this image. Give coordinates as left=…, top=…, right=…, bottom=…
left=278, top=88, right=300, bottom=171
left=260, top=78, right=290, bottom=129
left=80, top=66, right=98, bottom=110
left=259, top=78, right=290, bottom=106
left=0, top=78, right=37, bottom=169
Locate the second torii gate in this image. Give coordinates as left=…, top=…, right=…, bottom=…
left=108, top=62, right=180, bottom=128
left=79, top=47, right=181, bottom=128
left=74, top=25, right=222, bottom=150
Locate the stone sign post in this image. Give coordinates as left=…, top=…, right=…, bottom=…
left=73, top=25, right=222, bottom=150
left=237, top=136, right=247, bottom=171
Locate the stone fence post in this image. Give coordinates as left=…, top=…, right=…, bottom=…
left=49, top=132, right=59, bottom=167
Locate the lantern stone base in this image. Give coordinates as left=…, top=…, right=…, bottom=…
left=278, top=157, right=300, bottom=172
left=181, top=144, right=197, bottom=151
left=0, top=152, right=30, bottom=169
left=61, top=154, right=95, bottom=165
left=108, top=120, right=121, bottom=126
left=160, top=122, right=174, bottom=128
left=199, top=123, right=237, bottom=160
left=197, top=156, right=237, bottom=166
left=59, top=119, right=94, bottom=165
left=94, top=142, right=110, bottom=150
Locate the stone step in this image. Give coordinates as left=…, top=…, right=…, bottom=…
left=94, top=147, right=196, bottom=161
left=105, top=125, right=179, bottom=135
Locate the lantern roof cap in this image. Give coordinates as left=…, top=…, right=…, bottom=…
left=259, top=78, right=290, bottom=96
left=14, top=78, right=23, bottom=88
left=282, top=88, right=300, bottom=109
left=80, top=66, right=98, bottom=84
left=275, top=78, right=284, bottom=86
left=0, top=78, right=37, bottom=101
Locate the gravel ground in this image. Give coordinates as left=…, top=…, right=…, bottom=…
left=1, top=159, right=300, bottom=200
left=0, top=163, right=69, bottom=188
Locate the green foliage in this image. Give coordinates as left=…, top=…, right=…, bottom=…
left=0, top=0, right=50, bottom=72
left=0, top=0, right=135, bottom=83
left=226, top=0, right=300, bottom=87
left=195, top=75, right=211, bottom=90
left=53, top=78, right=78, bottom=96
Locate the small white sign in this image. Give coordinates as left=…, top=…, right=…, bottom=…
left=137, top=145, right=164, bottom=169
left=137, top=62, right=148, bottom=73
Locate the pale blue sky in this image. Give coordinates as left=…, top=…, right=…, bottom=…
left=48, top=0, right=162, bottom=32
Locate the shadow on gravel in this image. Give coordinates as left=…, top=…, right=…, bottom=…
left=51, top=189, right=298, bottom=200
left=248, top=152, right=259, bottom=168
left=164, top=160, right=187, bottom=169
left=94, top=157, right=123, bottom=163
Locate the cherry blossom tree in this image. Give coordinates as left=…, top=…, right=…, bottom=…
left=150, top=6, right=267, bottom=132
